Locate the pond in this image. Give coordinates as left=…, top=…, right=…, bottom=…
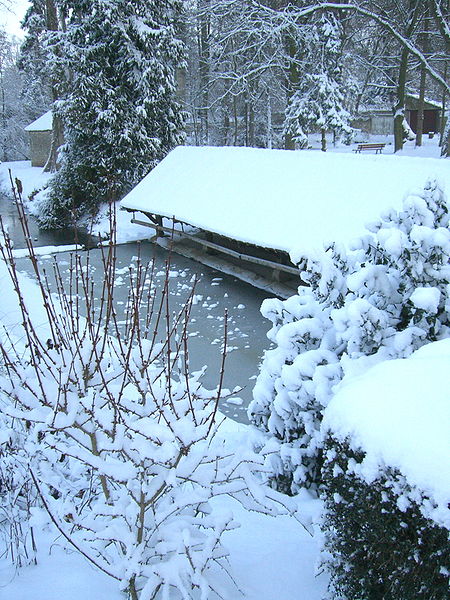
left=1, top=190, right=277, bottom=424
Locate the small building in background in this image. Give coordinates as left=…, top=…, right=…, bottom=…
left=404, top=94, right=442, bottom=135
left=24, top=110, right=52, bottom=167
left=353, top=95, right=442, bottom=137
left=353, top=107, right=394, bottom=136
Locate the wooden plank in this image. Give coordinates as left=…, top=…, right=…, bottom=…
left=131, top=218, right=300, bottom=277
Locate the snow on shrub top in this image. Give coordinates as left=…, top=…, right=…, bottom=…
left=323, top=338, right=450, bottom=528
left=249, top=179, right=450, bottom=494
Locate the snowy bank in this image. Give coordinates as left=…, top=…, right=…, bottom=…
left=0, top=161, right=52, bottom=200
left=323, top=339, right=450, bottom=528
left=0, top=161, right=156, bottom=246
left=0, top=255, right=52, bottom=350
left=120, top=145, right=450, bottom=254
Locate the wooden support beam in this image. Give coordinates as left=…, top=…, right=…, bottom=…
left=131, top=218, right=299, bottom=277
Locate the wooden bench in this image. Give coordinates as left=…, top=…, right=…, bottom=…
left=354, top=143, right=386, bottom=154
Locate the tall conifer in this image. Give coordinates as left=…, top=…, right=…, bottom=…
left=42, top=0, right=185, bottom=226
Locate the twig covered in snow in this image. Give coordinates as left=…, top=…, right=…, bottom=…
left=0, top=185, right=299, bottom=600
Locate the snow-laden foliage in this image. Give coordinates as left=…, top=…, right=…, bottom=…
left=40, top=0, right=185, bottom=226
left=284, top=16, right=353, bottom=150
left=321, top=439, right=450, bottom=600
left=249, top=179, right=450, bottom=493
left=284, top=72, right=353, bottom=150
left=320, top=339, right=450, bottom=598
left=1, top=334, right=268, bottom=599
left=0, top=200, right=289, bottom=600
left=0, top=414, right=37, bottom=568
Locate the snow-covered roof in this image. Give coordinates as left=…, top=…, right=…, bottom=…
left=359, top=94, right=443, bottom=114
left=323, top=339, right=450, bottom=528
left=405, top=93, right=443, bottom=109
left=357, top=106, right=392, bottom=116
left=120, top=146, right=450, bottom=255
left=24, top=110, right=53, bottom=132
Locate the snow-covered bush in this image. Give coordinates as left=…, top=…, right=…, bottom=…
left=0, top=201, right=286, bottom=600
left=0, top=415, right=37, bottom=568
left=321, top=442, right=449, bottom=600
left=249, top=179, right=450, bottom=494
left=321, top=340, right=450, bottom=600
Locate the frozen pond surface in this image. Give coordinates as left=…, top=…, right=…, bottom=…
left=3, top=197, right=275, bottom=424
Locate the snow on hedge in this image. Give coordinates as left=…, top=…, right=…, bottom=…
left=120, top=146, right=450, bottom=253
left=323, top=338, right=450, bottom=529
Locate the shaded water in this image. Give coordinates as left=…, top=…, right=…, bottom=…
left=0, top=187, right=98, bottom=249
left=2, top=192, right=276, bottom=424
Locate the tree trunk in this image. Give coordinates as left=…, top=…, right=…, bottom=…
left=267, top=96, right=272, bottom=149
left=415, top=66, right=426, bottom=147
left=444, top=120, right=450, bottom=157
left=198, top=0, right=210, bottom=145
left=244, top=93, right=255, bottom=147
left=440, top=61, right=448, bottom=148
left=233, top=95, right=238, bottom=145
left=43, top=112, right=64, bottom=172
left=1, top=84, right=6, bottom=161
left=416, top=8, right=429, bottom=147
left=284, top=35, right=300, bottom=150
left=244, top=99, right=248, bottom=146
left=43, top=0, right=64, bottom=172
left=393, top=0, right=423, bottom=152
left=222, top=110, right=230, bottom=146
left=321, top=128, right=327, bottom=152
left=394, top=47, right=409, bottom=153
left=439, top=61, right=450, bottom=156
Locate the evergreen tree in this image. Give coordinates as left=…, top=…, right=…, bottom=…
left=41, top=0, right=185, bottom=227
left=284, top=16, right=353, bottom=150
left=19, top=0, right=54, bottom=91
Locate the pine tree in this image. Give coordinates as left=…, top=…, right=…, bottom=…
left=41, top=0, right=185, bottom=227
left=284, top=15, right=353, bottom=151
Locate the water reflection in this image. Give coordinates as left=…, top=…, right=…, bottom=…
left=0, top=187, right=98, bottom=249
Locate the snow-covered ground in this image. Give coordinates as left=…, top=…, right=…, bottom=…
left=0, top=159, right=53, bottom=200
left=0, top=417, right=326, bottom=600
left=1, top=450, right=326, bottom=600
left=1, top=496, right=325, bottom=600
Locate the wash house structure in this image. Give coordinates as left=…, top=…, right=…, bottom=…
left=120, top=146, right=450, bottom=297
